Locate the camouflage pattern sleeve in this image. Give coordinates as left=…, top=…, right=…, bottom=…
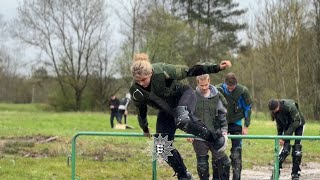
left=155, top=63, right=189, bottom=80
left=217, top=98, right=228, bottom=133
left=284, top=105, right=302, bottom=135
left=218, top=91, right=228, bottom=107
left=186, top=63, right=221, bottom=77
left=243, top=86, right=253, bottom=127
left=159, top=63, right=221, bottom=80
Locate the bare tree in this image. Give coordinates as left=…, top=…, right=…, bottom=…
left=13, top=0, right=108, bottom=111
left=115, top=0, right=147, bottom=82
left=311, top=0, right=320, bottom=119
left=90, top=39, right=123, bottom=111
left=253, top=0, right=306, bottom=98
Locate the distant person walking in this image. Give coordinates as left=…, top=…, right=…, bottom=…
left=109, top=95, right=121, bottom=128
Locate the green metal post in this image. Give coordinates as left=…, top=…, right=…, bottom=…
left=152, top=136, right=157, bottom=180
left=274, top=138, right=280, bottom=180
left=71, top=134, right=78, bottom=180
left=70, top=132, right=320, bottom=180
left=152, top=158, right=157, bottom=180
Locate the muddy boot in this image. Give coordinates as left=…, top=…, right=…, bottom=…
left=291, top=144, right=302, bottom=180
left=230, top=147, right=242, bottom=180
left=212, top=157, right=219, bottom=180
left=215, top=155, right=231, bottom=180
left=291, top=173, right=300, bottom=180
left=178, top=171, right=194, bottom=180
left=196, top=155, right=209, bottom=180
left=165, top=148, right=188, bottom=179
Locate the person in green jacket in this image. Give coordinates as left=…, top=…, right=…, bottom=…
left=129, top=53, right=231, bottom=180
left=187, top=74, right=230, bottom=180
left=268, top=99, right=305, bottom=180
left=216, top=73, right=253, bottom=180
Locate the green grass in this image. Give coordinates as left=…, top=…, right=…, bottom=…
left=0, top=103, right=319, bottom=179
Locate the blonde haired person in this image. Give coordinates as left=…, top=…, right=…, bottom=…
left=129, top=53, right=231, bottom=180
left=187, top=74, right=230, bottom=180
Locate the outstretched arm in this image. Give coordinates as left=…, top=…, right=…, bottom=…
left=186, top=60, right=232, bottom=77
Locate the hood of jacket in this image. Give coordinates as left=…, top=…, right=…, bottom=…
left=196, top=84, right=218, bottom=98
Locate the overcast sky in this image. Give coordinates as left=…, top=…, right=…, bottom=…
left=0, top=0, right=257, bottom=21
left=0, top=0, right=257, bottom=75
left=0, top=0, right=19, bottom=20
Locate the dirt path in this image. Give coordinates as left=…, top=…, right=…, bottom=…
left=241, top=162, right=320, bottom=180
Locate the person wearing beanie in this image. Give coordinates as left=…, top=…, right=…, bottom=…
left=216, top=72, right=253, bottom=180
left=268, top=99, right=305, bottom=180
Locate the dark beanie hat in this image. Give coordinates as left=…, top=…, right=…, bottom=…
left=268, top=99, right=279, bottom=111
left=225, top=73, right=237, bottom=85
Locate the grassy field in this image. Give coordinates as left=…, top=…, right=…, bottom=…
left=0, top=103, right=319, bottom=179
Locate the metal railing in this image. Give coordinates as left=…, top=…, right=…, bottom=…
left=70, top=132, right=320, bottom=180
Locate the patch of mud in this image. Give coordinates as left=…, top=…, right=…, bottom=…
left=0, top=135, right=58, bottom=143
left=241, top=162, right=320, bottom=180
left=0, top=135, right=58, bottom=158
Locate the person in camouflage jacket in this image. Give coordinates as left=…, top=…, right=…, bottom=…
left=129, top=53, right=231, bottom=180
left=216, top=73, right=253, bottom=180
left=187, top=74, right=230, bottom=180
left=268, top=99, right=305, bottom=180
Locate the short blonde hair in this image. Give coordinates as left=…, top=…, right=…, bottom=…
left=196, top=74, right=210, bottom=83
left=131, top=53, right=153, bottom=77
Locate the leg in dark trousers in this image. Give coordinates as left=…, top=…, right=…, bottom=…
left=156, top=111, right=192, bottom=180
left=119, top=110, right=126, bottom=124
left=228, top=123, right=242, bottom=180
left=291, top=125, right=304, bottom=179
left=192, top=140, right=210, bottom=180
left=115, top=111, right=122, bottom=124
left=124, top=114, right=127, bottom=124
left=110, top=112, right=115, bottom=128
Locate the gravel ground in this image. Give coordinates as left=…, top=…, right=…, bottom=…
left=241, top=162, right=320, bottom=180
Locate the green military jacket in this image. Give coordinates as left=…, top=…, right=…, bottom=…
left=130, top=62, right=221, bottom=131
left=271, top=99, right=305, bottom=136
left=217, top=83, right=252, bottom=127
left=194, top=85, right=228, bottom=137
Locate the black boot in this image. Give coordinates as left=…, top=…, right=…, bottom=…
left=177, top=171, right=194, bottom=180
left=196, top=155, right=209, bottom=180
left=230, top=147, right=242, bottom=180
left=291, top=173, right=300, bottom=180
left=271, top=143, right=291, bottom=179
left=166, top=148, right=193, bottom=180
left=215, top=155, right=231, bottom=180
left=291, top=144, right=302, bottom=180
left=212, top=155, right=230, bottom=180
left=212, top=157, right=220, bottom=180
